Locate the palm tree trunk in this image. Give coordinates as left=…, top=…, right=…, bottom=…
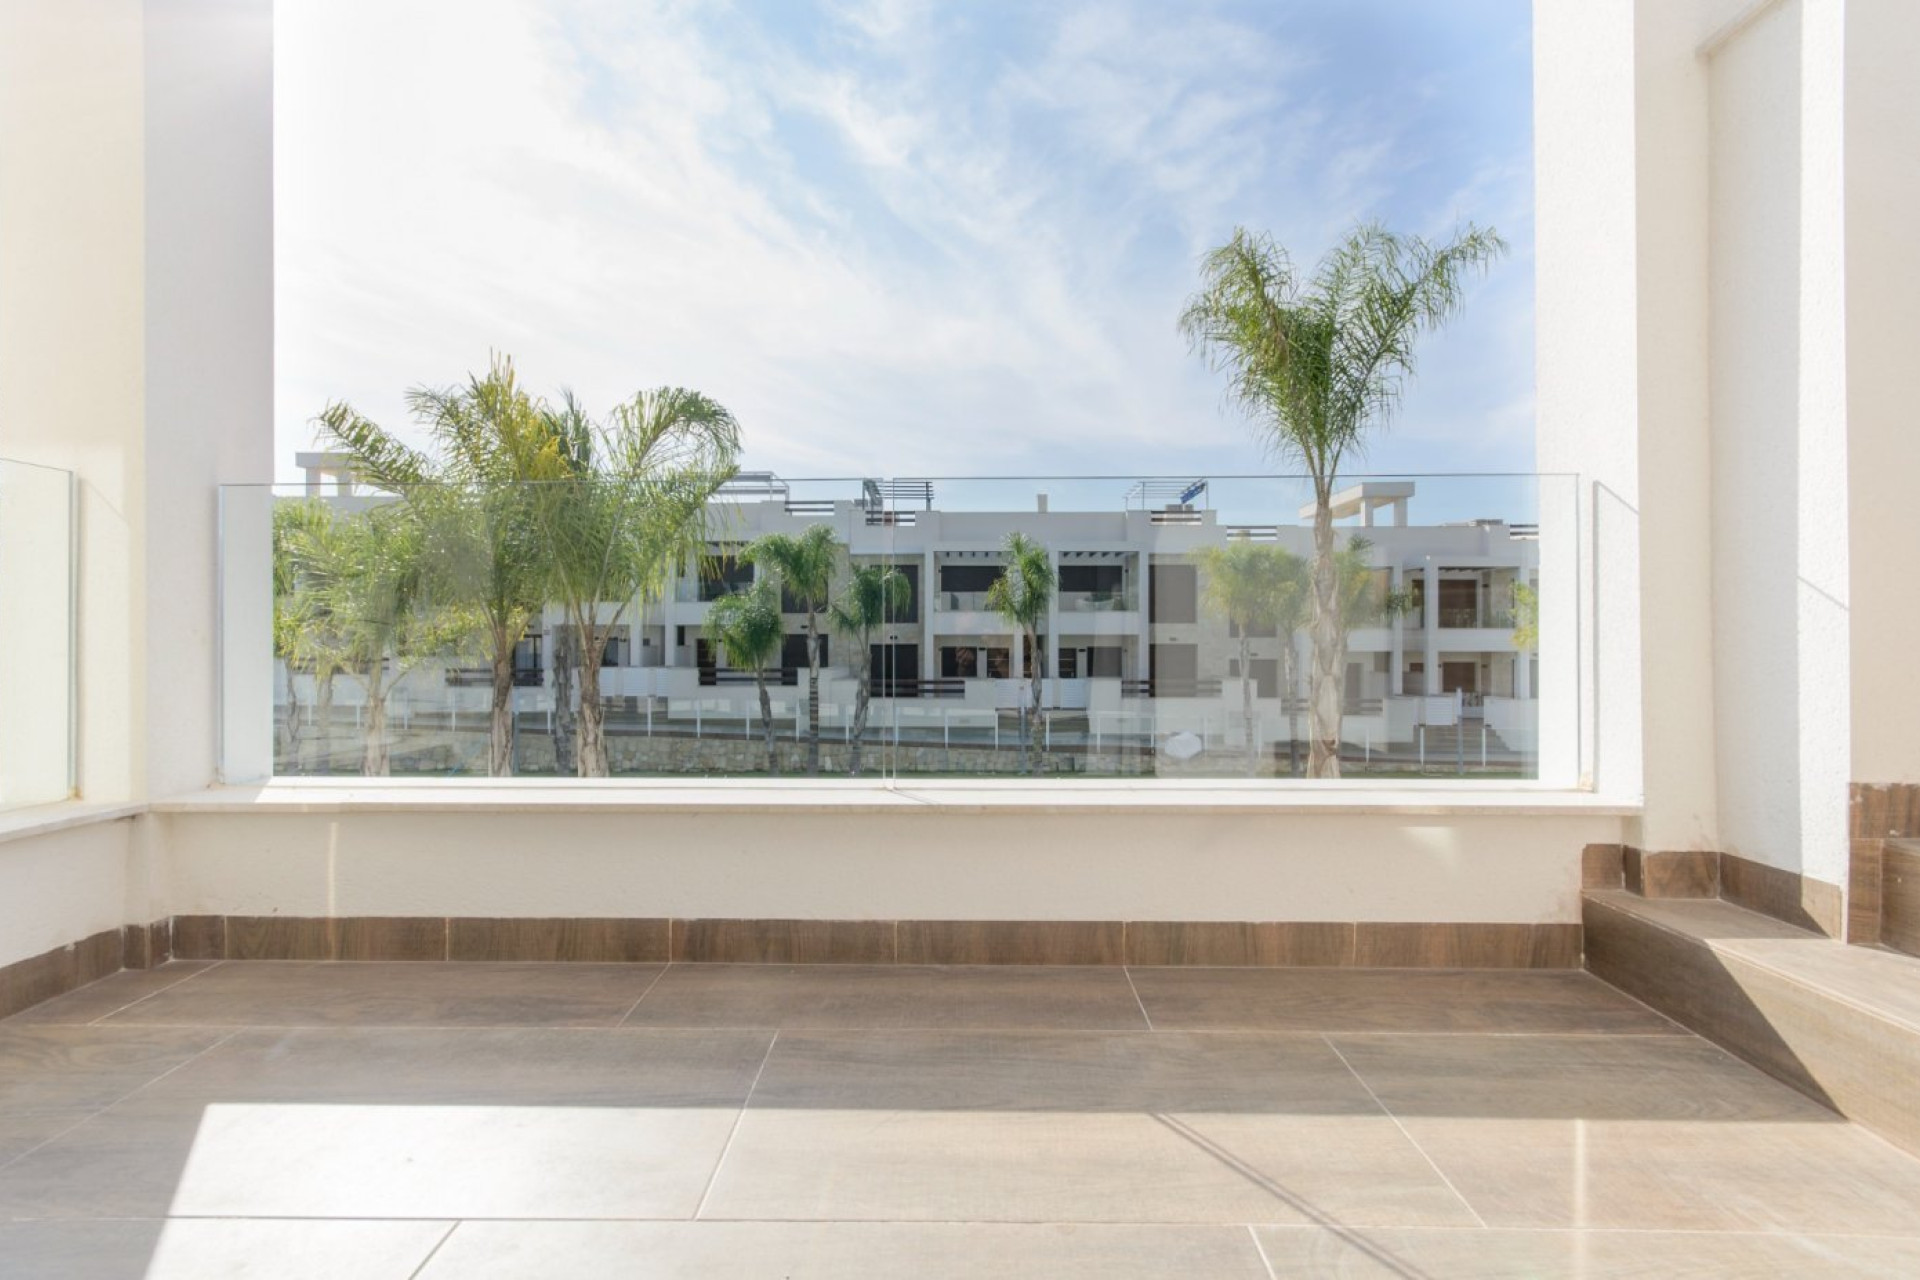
left=362, top=666, right=390, bottom=777
left=805, top=614, right=821, bottom=776
left=1241, top=634, right=1255, bottom=776
left=313, top=671, right=335, bottom=774
left=576, top=629, right=607, bottom=777
left=1027, top=628, right=1043, bottom=774
left=552, top=627, right=577, bottom=776
left=1308, top=480, right=1344, bottom=778
left=758, top=673, right=777, bottom=774
left=1283, top=644, right=1300, bottom=778
left=849, top=663, right=870, bottom=777
left=489, top=633, right=516, bottom=778
left=279, top=661, right=302, bottom=771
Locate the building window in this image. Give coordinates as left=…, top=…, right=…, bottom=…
left=697, top=552, right=754, bottom=601
left=1149, top=564, right=1197, bottom=623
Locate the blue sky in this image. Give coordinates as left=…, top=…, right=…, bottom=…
left=275, top=0, right=1534, bottom=485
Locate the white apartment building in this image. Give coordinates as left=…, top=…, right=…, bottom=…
left=289, top=459, right=1542, bottom=765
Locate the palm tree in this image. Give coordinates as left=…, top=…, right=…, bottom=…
left=1511, top=580, right=1539, bottom=653
left=829, top=563, right=911, bottom=777
left=707, top=578, right=785, bottom=774
left=531, top=388, right=741, bottom=777
left=320, top=356, right=552, bottom=777
left=271, top=500, right=324, bottom=770
left=986, top=532, right=1054, bottom=776
left=1181, top=221, right=1505, bottom=776
left=287, top=503, right=468, bottom=776
left=1194, top=542, right=1307, bottom=776
left=746, top=523, right=840, bottom=776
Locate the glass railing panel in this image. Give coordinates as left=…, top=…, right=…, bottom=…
left=0, top=457, right=76, bottom=808
left=866, top=474, right=1570, bottom=782
left=219, top=473, right=1579, bottom=786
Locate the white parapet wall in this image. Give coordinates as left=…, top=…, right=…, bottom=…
left=0, top=810, right=144, bottom=970
left=152, top=788, right=1626, bottom=924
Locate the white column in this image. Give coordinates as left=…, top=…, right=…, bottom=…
left=1843, top=0, right=1920, bottom=794
left=1045, top=550, right=1060, bottom=697
left=1537, top=0, right=1723, bottom=832
left=1, top=0, right=275, bottom=800
left=1136, top=553, right=1152, bottom=681
left=1421, top=561, right=1441, bottom=695
left=1389, top=564, right=1405, bottom=696
left=921, top=551, right=937, bottom=682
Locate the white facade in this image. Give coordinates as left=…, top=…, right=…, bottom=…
left=277, top=464, right=1545, bottom=771
left=1537, top=0, right=1920, bottom=893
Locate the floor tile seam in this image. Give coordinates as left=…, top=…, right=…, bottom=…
left=26, top=1020, right=1695, bottom=1037
left=612, top=963, right=676, bottom=1027
left=0, top=1029, right=240, bottom=1177
left=625, top=1022, right=1164, bottom=1033
left=692, top=1030, right=781, bottom=1221
left=1235, top=1029, right=1688, bottom=1038
left=11, top=1214, right=1920, bottom=1238
left=1587, top=900, right=1920, bottom=1034
left=1319, top=1034, right=1489, bottom=1230
left=1127, top=965, right=1600, bottom=974
left=84, top=961, right=229, bottom=1027
left=72, top=1020, right=737, bottom=1034
left=406, top=1220, right=462, bottom=1280
left=1120, top=967, right=1156, bottom=1030
left=1246, top=1223, right=1920, bottom=1241
left=1244, top=1223, right=1280, bottom=1280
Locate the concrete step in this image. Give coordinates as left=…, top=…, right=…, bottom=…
left=1885, top=838, right=1920, bottom=957
left=1585, top=889, right=1920, bottom=1157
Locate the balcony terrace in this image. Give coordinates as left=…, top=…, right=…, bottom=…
left=5, top=0, right=1920, bottom=1276
left=5, top=951, right=1920, bottom=1275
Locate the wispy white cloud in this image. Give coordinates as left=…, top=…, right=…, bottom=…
left=273, top=0, right=1534, bottom=484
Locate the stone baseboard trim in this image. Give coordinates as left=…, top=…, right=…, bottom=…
left=0, top=920, right=170, bottom=1021
left=164, top=915, right=1582, bottom=969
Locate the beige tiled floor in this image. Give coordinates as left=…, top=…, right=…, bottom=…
left=3, top=962, right=1919, bottom=1278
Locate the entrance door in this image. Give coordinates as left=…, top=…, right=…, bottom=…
left=870, top=643, right=918, bottom=696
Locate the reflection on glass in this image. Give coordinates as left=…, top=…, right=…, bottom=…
left=254, top=472, right=1563, bottom=783
left=0, top=458, right=75, bottom=808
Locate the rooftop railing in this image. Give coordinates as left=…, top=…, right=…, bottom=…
left=218, top=473, right=1579, bottom=786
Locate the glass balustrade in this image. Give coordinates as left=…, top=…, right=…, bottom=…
left=219, top=473, right=1579, bottom=785
left=0, top=457, right=76, bottom=809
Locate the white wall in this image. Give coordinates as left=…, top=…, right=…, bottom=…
left=1534, top=1, right=1640, bottom=803
left=0, top=463, right=75, bottom=807
left=1538, top=0, right=1920, bottom=889
left=142, top=0, right=276, bottom=797
left=158, top=806, right=1616, bottom=923
left=0, top=0, right=149, bottom=802
left=0, top=0, right=273, bottom=805
left=1843, top=0, right=1920, bottom=786
left=1533, top=0, right=1730, bottom=846
left=1706, top=0, right=1851, bottom=887
left=0, top=819, right=136, bottom=969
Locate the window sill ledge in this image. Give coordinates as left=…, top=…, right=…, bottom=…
left=155, top=780, right=1639, bottom=819
left=0, top=799, right=147, bottom=847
